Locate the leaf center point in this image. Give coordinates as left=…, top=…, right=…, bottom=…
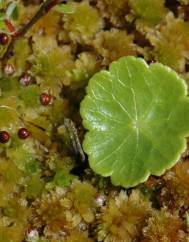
left=132, top=120, right=140, bottom=130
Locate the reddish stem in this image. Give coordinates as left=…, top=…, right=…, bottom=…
left=2, top=0, right=63, bottom=62
left=4, top=19, right=17, bottom=37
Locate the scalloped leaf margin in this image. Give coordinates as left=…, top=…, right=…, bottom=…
left=80, top=56, right=189, bottom=188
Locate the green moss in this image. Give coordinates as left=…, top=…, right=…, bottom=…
left=31, top=44, right=75, bottom=89
left=25, top=175, right=45, bottom=199
left=129, top=0, right=168, bottom=26
left=53, top=169, right=74, bottom=187
left=0, top=77, right=19, bottom=94
left=63, top=0, right=104, bottom=43
left=19, top=85, right=40, bottom=107
left=149, top=14, right=189, bottom=72
left=97, top=0, right=129, bottom=27
left=93, top=29, right=137, bottom=65
left=8, top=39, right=31, bottom=74
left=0, top=97, right=21, bottom=132
left=6, top=142, right=39, bottom=173
left=0, top=0, right=188, bottom=241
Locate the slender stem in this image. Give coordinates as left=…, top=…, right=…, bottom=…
left=2, top=0, right=61, bottom=62
left=17, top=0, right=59, bottom=37
left=4, top=19, right=17, bottom=36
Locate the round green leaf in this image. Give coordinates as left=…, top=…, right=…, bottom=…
left=80, top=56, right=189, bottom=188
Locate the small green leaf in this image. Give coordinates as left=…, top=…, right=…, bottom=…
left=6, top=2, right=18, bottom=20
left=80, top=56, right=189, bottom=188
left=55, top=3, right=75, bottom=14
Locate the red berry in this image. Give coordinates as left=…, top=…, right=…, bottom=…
left=0, top=33, right=9, bottom=45
left=40, top=93, right=51, bottom=106
left=18, top=128, right=30, bottom=139
left=0, top=131, right=10, bottom=143
left=19, top=74, right=33, bottom=86
left=4, top=64, right=15, bottom=75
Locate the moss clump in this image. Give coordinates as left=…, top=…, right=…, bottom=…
left=128, top=0, right=168, bottom=26
left=7, top=39, right=31, bottom=75
left=32, top=181, right=97, bottom=240
left=0, top=0, right=189, bottom=241
left=93, top=29, right=137, bottom=65
left=0, top=96, right=21, bottom=132
left=71, top=181, right=97, bottom=223
left=0, top=158, right=23, bottom=207
left=149, top=13, right=189, bottom=72
left=97, top=191, right=152, bottom=242
left=0, top=196, right=31, bottom=242
left=142, top=209, right=188, bottom=241
left=97, top=0, right=129, bottom=27
left=63, top=1, right=104, bottom=44
left=31, top=38, right=75, bottom=89
left=6, top=139, right=41, bottom=172
left=64, top=231, right=94, bottom=242
left=66, top=52, right=101, bottom=87
left=161, top=161, right=189, bottom=210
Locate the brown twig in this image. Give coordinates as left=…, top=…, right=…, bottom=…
left=2, top=0, right=61, bottom=62
left=64, top=118, right=86, bottom=163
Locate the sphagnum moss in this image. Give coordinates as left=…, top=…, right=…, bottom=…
left=93, top=29, right=137, bottom=65
left=97, top=0, right=129, bottom=27
left=0, top=0, right=189, bottom=241
left=97, top=190, right=152, bottom=242
left=142, top=209, right=188, bottom=241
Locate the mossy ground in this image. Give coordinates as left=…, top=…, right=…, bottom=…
left=0, top=0, right=189, bottom=241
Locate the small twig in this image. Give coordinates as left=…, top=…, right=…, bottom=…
left=17, top=0, right=59, bottom=37
left=2, top=0, right=61, bottom=62
left=64, top=118, right=86, bottom=163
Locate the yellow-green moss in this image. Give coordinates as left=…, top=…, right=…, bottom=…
left=63, top=1, right=104, bottom=44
